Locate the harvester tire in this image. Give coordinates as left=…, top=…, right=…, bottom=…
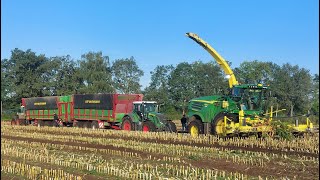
left=121, top=116, right=134, bottom=131
left=167, top=121, right=177, bottom=132
left=188, top=118, right=204, bottom=136
left=142, top=121, right=156, bottom=132
left=212, top=113, right=232, bottom=136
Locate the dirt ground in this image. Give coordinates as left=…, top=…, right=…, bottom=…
left=2, top=132, right=319, bottom=179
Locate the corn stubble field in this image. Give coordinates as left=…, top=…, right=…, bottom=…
left=1, top=121, right=319, bottom=180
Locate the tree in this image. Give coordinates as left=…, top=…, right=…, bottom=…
left=310, top=74, right=319, bottom=115
left=270, top=63, right=312, bottom=116
left=78, top=52, right=114, bottom=93
left=1, top=49, right=50, bottom=109
left=50, top=56, right=83, bottom=95
left=167, top=62, right=194, bottom=112
left=144, top=65, right=174, bottom=112
left=191, top=61, right=228, bottom=97
left=111, top=57, right=144, bottom=94
left=234, top=60, right=276, bottom=85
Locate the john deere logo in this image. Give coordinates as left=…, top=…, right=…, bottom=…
left=85, top=100, right=100, bottom=104
left=34, top=102, right=46, bottom=106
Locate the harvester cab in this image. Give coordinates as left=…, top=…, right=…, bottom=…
left=231, top=84, right=268, bottom=115
left=132, top=101, right=177, bottom=132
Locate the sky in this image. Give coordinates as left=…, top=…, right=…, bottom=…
left=1, top=0, right=319, bottom=88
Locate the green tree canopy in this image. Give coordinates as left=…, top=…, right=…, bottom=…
left=78, top=52, right=114, bottom=93
left=111, top=57, right=144, bottom=94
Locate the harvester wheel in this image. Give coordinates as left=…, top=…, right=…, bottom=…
left=188, top=118, right=204, bottom=137
left=91, top=121, right=99, bottom=130
left=121, top=116, right=134, bottom=131
left=167, top=121, right=177, bottom=132
left=142, top=121, right=156, bottom=132
left=212, top=113, right=228, bottom=136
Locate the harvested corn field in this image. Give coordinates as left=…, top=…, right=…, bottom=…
left=1, top=122, right=319, bottom=180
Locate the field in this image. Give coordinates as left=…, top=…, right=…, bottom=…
left=1, top=121, right=319, bottom=180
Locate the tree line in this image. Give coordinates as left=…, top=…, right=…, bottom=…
left=1, top=48, right=319, bottom=119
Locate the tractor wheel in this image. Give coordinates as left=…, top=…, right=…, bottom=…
left=212, top=113, right=232, bottom=136
left=142, top=121, right=156, bottom=132
left=121, top=116, right=134, bottom=131
left=91, top=121, right=99, bottom=130
left=167, top=121, right=177, bottom=133
left=188, top=118, right=204, bottom=137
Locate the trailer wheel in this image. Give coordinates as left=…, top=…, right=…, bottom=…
left=142, top=121, right=156, bottom=132
left=121, top=116, right=134, bottom=131
left=167, top=121, right=177, bottom=132
left=73, top=121, right=82, bottom=128
left=44, top=120, right=52, bottom=127
left=188, top=118, right=204, bottom=137
left=83, top=121, right=91, bottom=129
left=37, top=120, right=44, bottom=127
left=91, top=121, right=99, bottom=130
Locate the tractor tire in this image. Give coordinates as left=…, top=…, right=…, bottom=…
left=91, top=121, right=99, bottom=130
left=167, top=121, right=177, bottom=133
left=188, top=118, right=204, bottom=137
left=121, top=116, right=134, bottom=131
left=142, top=121, right=156, bottom=132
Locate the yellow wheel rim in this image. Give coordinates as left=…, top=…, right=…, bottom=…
left=215, top=118, right=225, bottom=135
left=190, top=125, right=199, bottom=137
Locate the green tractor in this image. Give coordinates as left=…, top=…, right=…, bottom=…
left=121, top=101, right=177, bottom=132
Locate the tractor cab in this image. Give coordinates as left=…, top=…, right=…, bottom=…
left=17, top=105, right=26, bottom=119
left=133, top=101, right=158, bottom=120
left=132, top=101, right=177, bottom=132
